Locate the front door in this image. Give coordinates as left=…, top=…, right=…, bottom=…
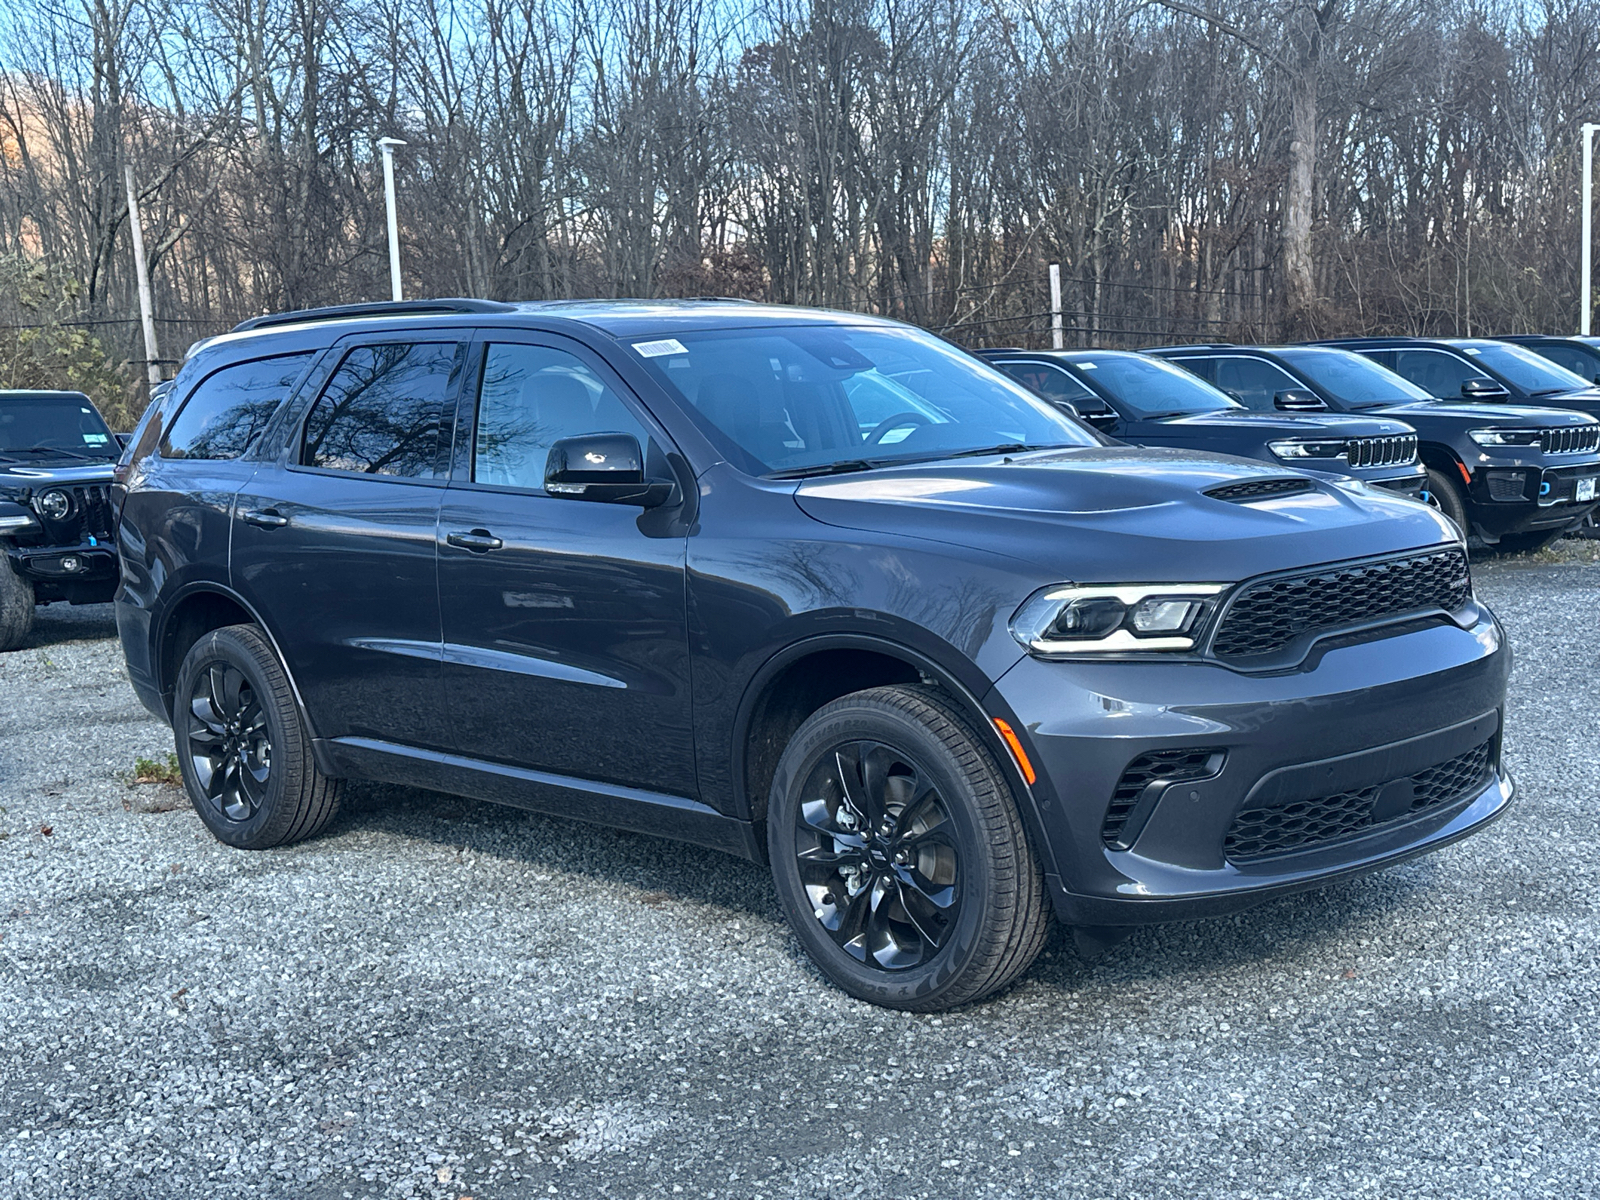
left=437, top=333, right=696, bottom=799
left=230, top=337, right=466, bottom=751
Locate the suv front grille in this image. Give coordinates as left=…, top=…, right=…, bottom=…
left=1347, top=434, right=1417, bottom=468
left=1211, top=547, right=1470, bottom=661
left=30, top=484, right=114, bottom=541
left=1539, top=426, right=1600, bottom=455
left=1205, top=478, right=1313, bottom=503
left=1224, top=738, right=1495, bottom=861
left=1102, top=748, right=1224, bottom=848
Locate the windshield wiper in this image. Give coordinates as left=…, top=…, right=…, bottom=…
left=5, top=445, right=95, bottom=460
left=1529, top=388, right=1572, bottom=397
left=942, top=442, right=1070, bottom=459
left=765, top=459, right=879, bottom=480
left=1142, top=411, right=1192, bottom=421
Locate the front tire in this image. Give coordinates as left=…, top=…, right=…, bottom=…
left=1424, top=467, right=1470, bottom=537
left=0, top=562, right=35, bottom=652
left=767, top=685, right=1050, bottom=1011
left=174, top=624, right=341, bottom=849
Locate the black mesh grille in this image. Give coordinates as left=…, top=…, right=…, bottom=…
left=1211, top=548, right=1471, bottom=660
left=1347, top=435, right=1417, bottom=468
left=1102, top=748, right=1223, bottom=847
left=1224, top=738, right=1494, bottom=861
left=1486, top=472, right=1528, bottom=501
left=1539, top=426, right=1600, bottom=455
left=1205, top=478, right=1314, bottom=503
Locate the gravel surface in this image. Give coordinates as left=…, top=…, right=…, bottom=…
left=2, top=543, right=1599, bottom=1200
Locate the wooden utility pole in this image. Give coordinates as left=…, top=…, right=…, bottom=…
left=124, top=166, right=161, bottom=386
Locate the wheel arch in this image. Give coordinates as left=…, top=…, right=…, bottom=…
left=731, top=633, right=1058, bottom=877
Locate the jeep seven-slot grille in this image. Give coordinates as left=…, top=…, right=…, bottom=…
left=1204, top=478, right=1314, bottom=503
left=1101, top=748, right=1223, bottom=848
left=1210, top=548, right=1471, bottom=660
left=1538, top=426, right=1600, bottom=455
left=1346, top=434, right=1417, bottom=468
left=1223, top=738, right=1495, bottom=860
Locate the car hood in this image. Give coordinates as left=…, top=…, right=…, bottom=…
left=794, top=446, right=1455, bottom=585
left=1374, top=400, right=1597, bottom=427
left=0, top=461, right=117, bottom=491
left=1153, top=411, right=1412, bottom=437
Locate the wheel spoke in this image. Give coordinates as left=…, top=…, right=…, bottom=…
left=189, top=693, right=225, bottom=734
left=892, top=874, right=954, bottom=948
left=796, top=842, right=868, bottom=868
left=833, top=747, right=872, bottom=828
left=826, top=885, right=873, bottom=961
left=220, top=667, right=245, bottom=717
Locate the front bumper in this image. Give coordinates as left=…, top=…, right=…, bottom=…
left=4, top=539, right=119, bottom=603
left=1468, top=460, right=1600, bottom=536
left=1362, top=468, right=1427, bottom=499
left=988, top=603, right=1510, bottom=926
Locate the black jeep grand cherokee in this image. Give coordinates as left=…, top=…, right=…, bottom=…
left=0, top=390, right=123, bottom=650
left=115, top=299, right=1511, bottom=1011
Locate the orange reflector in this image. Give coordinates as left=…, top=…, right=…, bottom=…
left=992, top=718, right=1037, bottom=786
left=1457, top=461, right=1472, bottom=485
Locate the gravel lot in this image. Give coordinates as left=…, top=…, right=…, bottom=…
left=3, top=542, right=1599, bottom=1200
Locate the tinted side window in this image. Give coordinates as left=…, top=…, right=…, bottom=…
left=472, top=343, right=649, bottom=492
left=1212, top=357, right=1300, bottom=411
left=1165, top=355, right=1217, bottom=384
left=302, top=343, right=461, bottom=478
left=995, top=361, right=1095, bottom=403
left=1534, top=344, right=1598, bottom=381
left=161, top=353, right=312, bottom=460
left=1388, top=349, right=1488, bottom=398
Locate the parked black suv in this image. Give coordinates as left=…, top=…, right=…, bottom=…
left=1496, top=335, right=1600, bottom=386
left=975, top=347, right=1425, bottom=496
left=115, top=299, right=1511, bottom=1010
left=1317, top=336, right=1600, bottom=419
left=1147, top=344, right=1600, bottom=552
left=0, top=390, right=124, bottom=649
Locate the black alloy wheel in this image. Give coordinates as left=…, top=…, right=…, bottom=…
left=186, top=662, right=272, bottom=822
left=793, top=740, right=961, bottom=971
left=173, top=624, right=342, bottom=849
left=768, top=684, right=1050, bottom=1011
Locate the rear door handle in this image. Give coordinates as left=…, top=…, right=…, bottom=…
left=241, top=509, right=288, bottom=529
left=446, top=528, right=503, bottom=552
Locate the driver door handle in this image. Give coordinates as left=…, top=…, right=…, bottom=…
left=240, top=509, right=288, bottom=529
left=446, top=528, right=503, bottom=553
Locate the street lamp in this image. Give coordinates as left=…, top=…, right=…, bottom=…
left=376, top=137, right=407, bottom=302
left=1583, top=123, right=1599, bottom=335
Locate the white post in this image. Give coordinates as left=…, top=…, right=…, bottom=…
left=377, top=137, right=407, bottom=302
left=1049, top=262, right=1063, bottom=349
left=123, top=166, right=161, bottom=387
left=1580, top=125, right=1593, bottom=339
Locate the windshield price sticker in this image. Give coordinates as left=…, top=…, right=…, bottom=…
left=633, top=338, right=688, bottom=358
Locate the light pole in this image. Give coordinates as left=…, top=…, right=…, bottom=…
left=376, top=137, right=407, bottom=302
left=1584, top=123, right=1599, bottom=335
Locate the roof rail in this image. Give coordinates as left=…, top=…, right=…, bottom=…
left=232, top=298, right=517, bottom=333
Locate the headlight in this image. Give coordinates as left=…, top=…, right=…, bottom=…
left=1468, top=428, right=1542, bottom=447
left=1268, top=439, right=1348, bottom=460
left=1010, top=583, right=1228, bottom=655
left=34, top=489, right=72, bottom=520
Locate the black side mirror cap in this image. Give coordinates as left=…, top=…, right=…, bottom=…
left=1461, top=378, right=1510, bottom=399
left=545, top=433, right=673, bottom=507
left=1052, top=400, right=1081, bottom=420
left=1274, top=389, right=1328, bottom=412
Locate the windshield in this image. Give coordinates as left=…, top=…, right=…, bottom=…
left=1067, top=353, right=1239, bottom=417
left=1274, top=348, right=1432, bottom=406
left=1462, top=343, right=1593, bottom=395
left=626, top=325, right=1097, bottom=474
left=0, top=395, right=118, bottom=459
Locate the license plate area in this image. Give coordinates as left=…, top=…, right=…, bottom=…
left=1578, top=477, right=1597, bottom=502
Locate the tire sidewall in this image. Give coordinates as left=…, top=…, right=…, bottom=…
left=173, top=627, right=296, bottom=849
left=767, top=698, right=996, bottom=1009
left=1425, top=467, right=1470, bottom=535
left=0, top=561, right=36, bottom=652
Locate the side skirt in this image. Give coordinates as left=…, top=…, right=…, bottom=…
left=317, top=736, right=764, bottom=862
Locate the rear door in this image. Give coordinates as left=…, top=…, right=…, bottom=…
left=230, top=336, right=466, bottom=751
left=435, top=331, right=696, bottom=799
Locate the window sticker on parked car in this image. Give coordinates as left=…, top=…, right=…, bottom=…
left=83, top=433, right=109, bottom=444
left=633, top=338, right=688, bottom=358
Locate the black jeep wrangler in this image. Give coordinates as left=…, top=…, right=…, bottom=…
left=0, top=390, right=124, bottom=650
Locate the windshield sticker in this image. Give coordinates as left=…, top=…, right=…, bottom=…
left=1464, top=347, right=1481, bottom=355
left=1079, top=362, right=1098, bottom=369
left=83, top=433, right=109, bottom=444
left=633, top=338, right=688, bottom=358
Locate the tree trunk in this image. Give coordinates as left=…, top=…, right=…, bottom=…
left=1283, top=58, right=1317, bottom=334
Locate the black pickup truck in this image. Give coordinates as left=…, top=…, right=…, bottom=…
left=0, top=390, right=124, bottom=649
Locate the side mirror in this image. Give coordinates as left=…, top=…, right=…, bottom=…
left=1274, top=389, right=1328, bottom=412
left=116, top=432, right=132, bottom=449
left=1461, top=378, right=1510, bottom=400
left=545, top=433, right=673, bottom=507
left=1070, top=397, right=1118, bottom=431
left=1052, top=400, right=1081, bottom=420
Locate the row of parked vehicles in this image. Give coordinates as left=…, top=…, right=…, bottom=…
left=0, top=302, right=1594, bottom=1010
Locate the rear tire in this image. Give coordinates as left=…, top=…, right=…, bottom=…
left=767, top=684, right=1050, bottom=1011
left=0, top=563, right=35, bottom=652
left=1424, top=467, right=1470, bottom=537
left=1494, top=529, right=1564, bottom=556
left=174, top=624, right=342, bottom=849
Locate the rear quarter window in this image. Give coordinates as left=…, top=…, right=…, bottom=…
left=161, top=353, right=313, bottom=460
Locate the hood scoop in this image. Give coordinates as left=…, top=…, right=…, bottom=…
left=1205, top=478, right=1314, bottom=503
